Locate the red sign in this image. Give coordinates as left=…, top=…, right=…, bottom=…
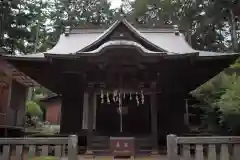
left=110, top=137, right=135, bottom=157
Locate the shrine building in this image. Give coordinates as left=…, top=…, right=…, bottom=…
left=0, top=48, right=37, bottom=137
left=1, top=20, right=239, bottom=153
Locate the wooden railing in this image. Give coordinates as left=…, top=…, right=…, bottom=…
left=167, top=134, right=240, bottom=160
left=0, top=135, right=78, bottom=160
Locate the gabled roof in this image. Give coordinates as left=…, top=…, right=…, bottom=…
left=77, top=20, right=167, bottom=52
left=45, top=19, right=196, bottom=56
left=0, top=48, right=39, bottom=87
left=1, top=19, right=239, bottom=60
left=39, top=94, right=61, bottom=103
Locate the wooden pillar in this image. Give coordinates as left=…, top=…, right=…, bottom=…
left=93, top=93, right=97, bottom=130
left=167, top=134, right=178, bottom=160
left=82, top=92, right=89, bottom=130
left=150, top=82, right=158, bottom=154
left=86, top=85, right=94, bottom=153
left=60, top=74, right=84, bottom=135
left=184, top=99, right=189, bottom=126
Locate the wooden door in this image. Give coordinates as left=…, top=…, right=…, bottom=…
left=96, top=96, right=120, bottom=135
left=122, top=95, right=151, bottom=136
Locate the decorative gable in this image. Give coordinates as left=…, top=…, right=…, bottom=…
left=108, top=24, right=137, bottom=41
left=80, top=20, right=166, bottom=53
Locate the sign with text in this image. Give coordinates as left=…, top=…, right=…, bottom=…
left=110, top=137, right=135, bottom=157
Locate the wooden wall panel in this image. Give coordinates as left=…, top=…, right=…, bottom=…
left=0, top=73, right=11, bottom=126
left=8, top=80, right=27, bottom=126
left=157, top=92, right=187, bottom=145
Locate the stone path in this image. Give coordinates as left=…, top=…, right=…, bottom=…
left=10, top=152, right=168, bottom=160
left=61, top=155, right=168, bottom=160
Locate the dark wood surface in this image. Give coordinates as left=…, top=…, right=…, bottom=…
left=110, top=137, right=135, bottom=157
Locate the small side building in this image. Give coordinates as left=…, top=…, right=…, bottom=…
left=0, top=48, right=39, bottom=137
left=39, top=94, right=61, bottom=125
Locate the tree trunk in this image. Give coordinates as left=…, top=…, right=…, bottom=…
left=187, top=29, right=192, bottom=46
left=230, top=9, right=238, bottom=52
left=0, top=4, right=4, bottom=44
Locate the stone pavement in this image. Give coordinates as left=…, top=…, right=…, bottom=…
left=61, top=155, right=168, bottom=160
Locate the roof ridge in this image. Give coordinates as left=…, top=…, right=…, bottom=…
left=68, top=19, right=177, bottom=34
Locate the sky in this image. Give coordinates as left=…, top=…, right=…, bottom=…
left=110, top=0, right=122, bottom=8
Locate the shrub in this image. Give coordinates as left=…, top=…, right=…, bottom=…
left=192, top=73, right=240, bottom=135
left=29, top=157, right=56, bottom=160
left=216, top=76, right=240, bottom=134
left=26, top=100, right=43, bottom=117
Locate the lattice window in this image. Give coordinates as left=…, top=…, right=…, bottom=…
left=184, top=99, right=203, bottom=128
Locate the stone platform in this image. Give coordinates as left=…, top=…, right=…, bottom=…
left=77, top=155, right=167, bottom=160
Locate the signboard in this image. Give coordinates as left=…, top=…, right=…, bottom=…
left=110, top=137, right=135, bottom=157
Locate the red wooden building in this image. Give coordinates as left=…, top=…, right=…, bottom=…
left=39, top=94, right=61, bottom=125
left=1, top=20, right=239, bottom=153
left=0, top=48, right=39, bottom=137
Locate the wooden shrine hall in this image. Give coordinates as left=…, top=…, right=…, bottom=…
left=1, top=19, right=239, bottom=154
